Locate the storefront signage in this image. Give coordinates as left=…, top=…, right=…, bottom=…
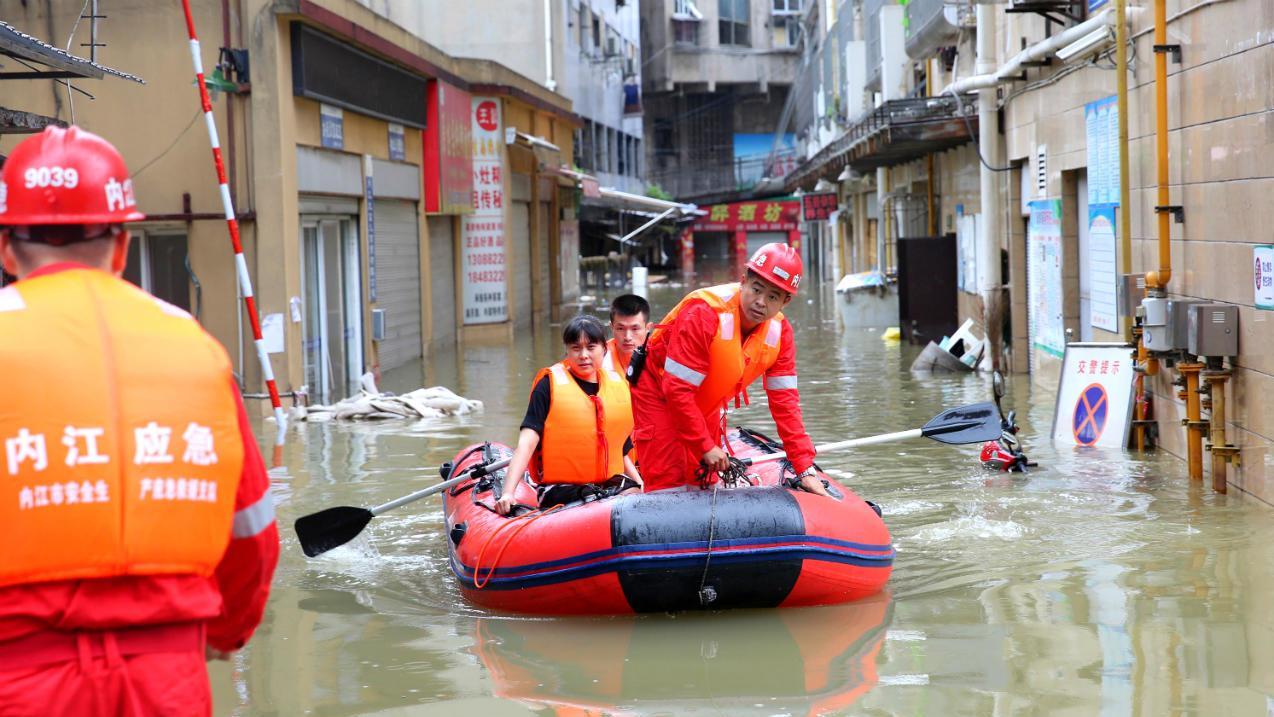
left=388, top=123, right=405, bottom=161
left=461, top=96, right=507, bottom=325
left=1085, top=95, right=1119, bottom=332
left=1028, top=199, right=1065, bottom=359
left=320, top=103, right=343, bottom=150
left=1256, top=245, right=1274, bottom=310
left=1051, top=343, right=1134, bottom=448
left=692, top=199, right=799, bottom=232
left=801, top=192, right=838, bottom=221
left=424, top=80, right=474, bottom=214
left=365, top=167, right=376, bottom=302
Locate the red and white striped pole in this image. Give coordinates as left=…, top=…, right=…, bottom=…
left=179, top=0, right=287, bottom=444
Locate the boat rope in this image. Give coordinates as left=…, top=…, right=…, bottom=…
left=472, top=504, right=563, bottom=590
left=697, top=483, right=719, bottom=607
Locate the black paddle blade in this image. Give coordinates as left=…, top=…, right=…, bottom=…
left=295, top=506, right=374, bottom=558
left=921, top=401, right=1003, bottom=445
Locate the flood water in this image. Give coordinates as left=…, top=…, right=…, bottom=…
left=213, top=276, right=1274, bottom=716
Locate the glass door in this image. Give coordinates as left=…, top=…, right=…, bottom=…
left=301, top=217, right=363, bottom=404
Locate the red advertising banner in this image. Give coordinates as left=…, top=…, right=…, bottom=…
left=691, top=200, right=799, bottom=232
left=461, top=97, right=507, bottom=324
left=424, top=80, right=474, bottom=215
left=801, top=192, right=838, bottom=221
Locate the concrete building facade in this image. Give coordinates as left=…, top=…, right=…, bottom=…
left=640, top=0, right=801, bottom=202
left=368, top=0, right=646, bottom=195
left=786, top=0, right=1274, bottom=504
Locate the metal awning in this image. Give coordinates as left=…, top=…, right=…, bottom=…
left=787, top=95, right=976, bottom=191
left=0, top=20, right=144, bottom=83
left=555, top=167, right=702, bottom=246
left=555, top=167, right=703, bottom=218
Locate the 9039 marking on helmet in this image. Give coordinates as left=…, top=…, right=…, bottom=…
left=23, top=167, right=80, bottom=190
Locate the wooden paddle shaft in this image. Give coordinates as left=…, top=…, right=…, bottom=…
left=370, top=457, right=512, bottom=516
left=747, top=429, right=923, bottom=466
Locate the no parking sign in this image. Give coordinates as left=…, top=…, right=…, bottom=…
left=1051, top=343, right=1135, bottom=448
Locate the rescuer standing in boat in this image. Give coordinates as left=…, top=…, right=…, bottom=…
left=0, top=126, right=278, bottom=715
left=630, top=242, right=828, bottom=495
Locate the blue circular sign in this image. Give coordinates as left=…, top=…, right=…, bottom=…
left=1072, top=383, right=1108, bottom=446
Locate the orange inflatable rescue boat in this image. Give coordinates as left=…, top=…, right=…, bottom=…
left=442, top=427, right=893, bottom=614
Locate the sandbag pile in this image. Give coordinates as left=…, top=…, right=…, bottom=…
left=293, top=386, right=484, bottom=422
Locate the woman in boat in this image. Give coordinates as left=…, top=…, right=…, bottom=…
left=495, top=315, right=642, bottom=515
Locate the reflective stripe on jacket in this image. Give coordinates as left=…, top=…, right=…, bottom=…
left=647, top=283, right=784, bottom=417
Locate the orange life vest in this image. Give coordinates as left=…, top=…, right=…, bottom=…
left=648, top=283, right=785, bottom=419
left=601, top=338, right=630, bottom=376
left=533, top=361, right=633, bottom=485
left=0, top=268, right=244, bottom=588
left=601, top=339, right=637, bottom=463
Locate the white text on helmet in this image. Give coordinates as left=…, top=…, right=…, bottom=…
left=23, top=166, right=79, bottom=190
left=104, top=177, right=136, bottom=212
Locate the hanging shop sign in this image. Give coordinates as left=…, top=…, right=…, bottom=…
left=424, top=80, right=474, bottom=215
left=692, top=199, right=800, bottom=233
left=801, top=192, right=838, bottom=222
left=1051, top=342, right=1135, bottom=448
left=1028, top=199, right=1065, bottom=359
left=461, top=97, right=507, bottom=325
left=364, top=156, right=376, bottom=302
left=388, top=123, right=406, bottom=161
left=319, top=103, right=343, bottom=150
left=1255, top=245, right=1274, bottom=310
left=1085, top=95, right=1119, bottom=333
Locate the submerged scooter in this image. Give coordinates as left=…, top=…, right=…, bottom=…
left=980, top=371, right=1036, bottom=472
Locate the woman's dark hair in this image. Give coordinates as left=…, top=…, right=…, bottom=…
left=562, top=314, right=607, bottom=345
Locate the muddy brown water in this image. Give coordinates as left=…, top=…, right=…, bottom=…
left=213, top=279, right=1274, bottom=716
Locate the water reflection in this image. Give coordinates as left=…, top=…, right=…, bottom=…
left=214, top=270, right=1274, bottom=716
left=474, top=593, right=892, bottom=716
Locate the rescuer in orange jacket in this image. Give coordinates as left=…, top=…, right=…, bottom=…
left=0, top=126, right=279, bottom=717
left=631, top=243, right=829, bottom=494
left=602, top=293, right=650, bottom=377
left=496, top=315, right=642, bottom=514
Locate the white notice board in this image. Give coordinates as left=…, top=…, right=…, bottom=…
left=1051, top=342, right=1136, bottom=448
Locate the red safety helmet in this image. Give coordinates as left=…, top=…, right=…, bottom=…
left=0, top=125, right=145, bottom=227
left=745, top=242, right=803, bottom=295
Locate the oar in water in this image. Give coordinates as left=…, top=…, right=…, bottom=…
left=742, top=401, right=1003, bottom=466
left=295, top=457, right=512, bottom=557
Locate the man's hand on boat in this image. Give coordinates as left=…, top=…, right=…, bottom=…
left=795, top=466, right=831, bottom=497
left=701, top=447, right=731, bottom=473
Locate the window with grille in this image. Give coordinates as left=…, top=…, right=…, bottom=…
left=718, top=0, right=750, bottom=46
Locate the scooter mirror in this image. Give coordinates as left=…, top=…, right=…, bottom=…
left=1006, top=410, right=1016, bottom=428
left=992, top=371, right=1005, bottom=399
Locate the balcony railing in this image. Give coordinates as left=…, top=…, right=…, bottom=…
left=785, top=95, right=978, bottom=189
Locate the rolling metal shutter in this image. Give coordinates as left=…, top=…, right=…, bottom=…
left=373, top=199, right=422, bottom=371
left=427, top=216, right=457, bottom=348
left=510, top=201, right=532, bottom=329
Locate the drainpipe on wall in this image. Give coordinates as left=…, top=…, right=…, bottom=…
left=876, top=168, right=889, bottom=274
left=975, top=2, right=1003, bottom=370
left=544, top=0, right=557, bottom=92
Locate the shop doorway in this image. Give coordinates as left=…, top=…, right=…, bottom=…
left=302, top=216, right=363, bottom=404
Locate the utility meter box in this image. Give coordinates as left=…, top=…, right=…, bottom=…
left=1188, top=303, right=1239, bottom=357
left=1117, top=273, right=1146, bottom=318
left=371, top=308, right=387, bottom=342
left=1165, top=299, right=1202, bottom=350
left=1141, top=296, right=1170, bottom=351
